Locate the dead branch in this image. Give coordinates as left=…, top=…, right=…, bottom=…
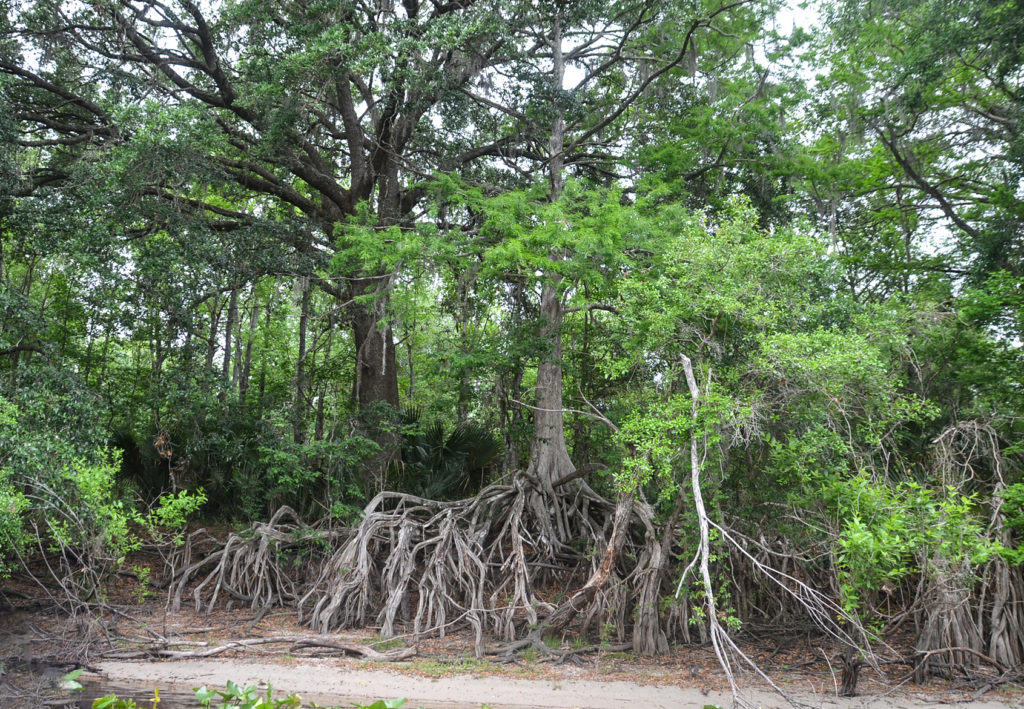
left=99, top=634, right=415, bottom=661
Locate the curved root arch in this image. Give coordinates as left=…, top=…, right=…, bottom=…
left=299, top=475, right=665, bottom=654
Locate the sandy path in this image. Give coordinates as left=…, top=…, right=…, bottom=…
left=92, top=659, right=1020, bottom=709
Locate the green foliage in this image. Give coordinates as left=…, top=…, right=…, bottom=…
left=0, top=400, right=28, bottom=575
left=56, top=450, right=137, bottom=556
left=1002, top=483, right=1024, bottom=537
left=392, top=406, right=500, bottom=500
left=617, top=388, right=734, bottom=499
left=194, top=682, right=409, bottom=709
left=821, top=472, right=996, bottom=616
left=613, top=197, right=846, bottom=503
left=255, top=434, right=378, bottom=519
left=0, top=379, right=204, bottom=591
left=194, top=681, right=304, bottom=709
left=0, top=379, right=126, bottom=576
left=139, top=489, right=208, bottom=551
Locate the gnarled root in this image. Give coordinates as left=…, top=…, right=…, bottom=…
left=168, top=506, right=342, bottom=615
left=300, top=474, right=665, bottom=656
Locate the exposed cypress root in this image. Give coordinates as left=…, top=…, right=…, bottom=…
left=168, top=506, right=343, bottom=615
left=984, top=555, right=1024, bottom=671
left=914, top=560, right=984, bottom=681
left=912, top=421, right=1024, bottom=683
left=912, top=555, right=1024, bottom=684
left=299, top=474, right=666, bottom=656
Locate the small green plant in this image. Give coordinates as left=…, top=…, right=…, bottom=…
left=599, top=616, right=616, bottom=649
left=93, top=688, right=160, bottom=708
left=60, top=668, right=84, bottom=692
left=132, top=564, right=155, bottom=603
left=195, top=680, right=302, bottom=708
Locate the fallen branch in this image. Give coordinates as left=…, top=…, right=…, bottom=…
left=907, top=646, right=1006, bottom=678
left=99, top=634, right=415, bottom=661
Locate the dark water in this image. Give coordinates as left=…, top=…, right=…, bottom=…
left=80, top=680, right=215, bottom=708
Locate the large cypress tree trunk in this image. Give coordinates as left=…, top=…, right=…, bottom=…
left=350, top=283, right=400, bottom=494
left=350, top=143, right=403, bottom=491
left=524, top=279, right=575, bottom=546
left=351, top=286, right=399, bottom=413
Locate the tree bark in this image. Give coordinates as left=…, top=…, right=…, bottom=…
left=220, top=286, right=238, bottom=401
left=350, top=276, right=400, bottom=494
left=203, top=296, right=222, bottom=391
left=315, top=322, right=332, bottom=442
left=351, top=284, right=399, bottom=412
left=293, top=276, right=311, bottom=446
left=526, top=281, right=575, bottom=491
left=238, top=292, right=259, bottom=406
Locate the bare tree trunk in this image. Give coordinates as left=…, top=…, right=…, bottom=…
left=150, top=316, right=165, bottom=429
left=547, top=15, right=566, bottom=201
left=293, top=276, right=311, bottom=446
left=221, top=287, right=238, bottom=401
left=455, top=268, right=479, bottom=425
left=203, top=295, right=222, bottom=391
left=239, top=291, right=259, bottom=406
left=315, top=323, right=333, bottom=442
left=499, top=281, right=528, bottom=477
left=678, top=355, right=735, bottom=695
left=350, top=145, right=403, bottom=491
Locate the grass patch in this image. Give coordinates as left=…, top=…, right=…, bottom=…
left=368, top=637, right=406, bottom=652
left=407, top=657, right=493, bottom=677
left=600, top=650, right=634, bottom=660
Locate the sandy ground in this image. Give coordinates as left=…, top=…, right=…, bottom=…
left=89, top=658, right=1023, bottom=709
